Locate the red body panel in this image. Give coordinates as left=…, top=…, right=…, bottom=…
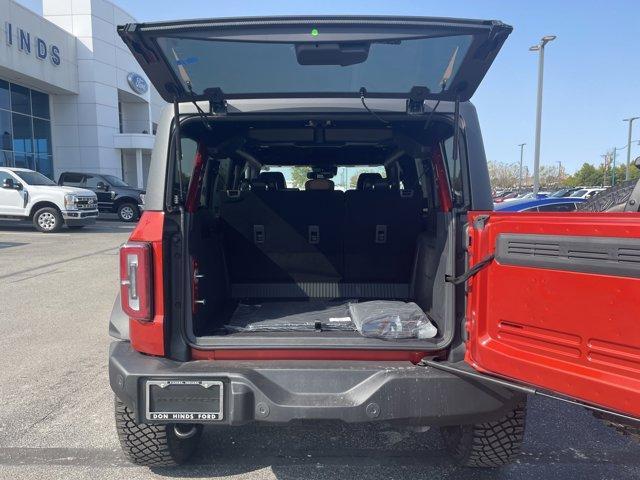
left=128, top=211, right=165, bottom=356
left=192, top=348, right=429, bottom=363
left=467, top=211, right=640, bottom=417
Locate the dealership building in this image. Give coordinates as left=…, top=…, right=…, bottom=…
left=0, top=0, right=165, bottom=187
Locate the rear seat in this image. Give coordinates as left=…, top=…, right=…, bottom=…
left=344, top=177, right=422, bottom=283
left=220, top=172, right=423, bottom=292
left=220, top=179, right=344, bottom=284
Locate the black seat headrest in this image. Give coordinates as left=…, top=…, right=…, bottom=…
left=305, top=178, right=335, bottom=191
left=372, top=180, right=391, bottom=190
left=258, top=172, right=286, bottom=190
left=356, top=173, right=384, bottom=190
left=248, top=180, right=268, bottom=190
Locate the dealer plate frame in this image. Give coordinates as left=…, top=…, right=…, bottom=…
left=145, top=379, right=224, bottom=422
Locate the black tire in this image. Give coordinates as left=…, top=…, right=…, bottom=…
left=441, top=401, right=527, bottom=468
left=67, top=225, right=85, bottom=230
left=117, top=202, right=139, bottom=222
left=114, top=397, right=202, bottom=467
left=32, top=207, right=63, bottom=233
left=578, top=179, right=640, bottom=212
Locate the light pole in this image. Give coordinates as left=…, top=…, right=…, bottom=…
left=557, top=160, right=562, bottom=185
left=530, top=35, right=556, bottom=195
left=610, top=147, right=627, bottom=186
left=623, top=117, right=639, bottom=180
left=601, top=153, right=610, bottom=187
left=518, top=143, right=526, bottom=192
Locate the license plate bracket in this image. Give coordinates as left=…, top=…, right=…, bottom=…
left=145, top=379, right=224, bottom=422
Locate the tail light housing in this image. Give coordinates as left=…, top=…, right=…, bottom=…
left=120, top=242, right=153, bottom=321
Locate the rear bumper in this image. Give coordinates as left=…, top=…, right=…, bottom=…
left=109, top=341, right=524, bottom=426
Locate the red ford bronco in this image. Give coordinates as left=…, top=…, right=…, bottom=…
left=109, top=16, right=640, bottom=467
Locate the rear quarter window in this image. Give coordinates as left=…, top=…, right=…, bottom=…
left=173, top=137, right=198, bottom=199
left=442, top=134, right=468, bottom=207
left=60, top=173, right=84, bottom=186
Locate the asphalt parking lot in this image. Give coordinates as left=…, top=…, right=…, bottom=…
left=0, top=217, right=638, bottom=480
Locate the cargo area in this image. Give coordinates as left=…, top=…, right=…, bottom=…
left=181, top=117, right=459, bottom=349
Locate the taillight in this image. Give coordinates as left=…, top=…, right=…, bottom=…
left=120, top=242, right=153, bottom=321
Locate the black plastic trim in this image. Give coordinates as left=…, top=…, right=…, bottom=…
left=495, top=233, right=640, bottom=278
left=109, top=340, right=523, bottom=426
left=625, top=179, right=640, bottom=212
left=108, top=293, right=129, bottom=340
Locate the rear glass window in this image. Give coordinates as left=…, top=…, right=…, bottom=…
left=442, top=135, right=467, bottom=206
left=60, top=173, right=84, bottom=186
left=157, top=35, right=473, bottom=96
left=173, top=137, right=198, bottom=198
left=262, top=166, right=385, bottom=191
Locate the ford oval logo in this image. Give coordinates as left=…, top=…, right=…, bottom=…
left=127, top=72, right=149, bottom=95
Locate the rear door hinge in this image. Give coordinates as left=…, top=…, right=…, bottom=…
left=205, top=87, right=227, bottom=115
left=405, top=86, right=430, bottom=115
left=423, top=359, right=640, bottom=426
left=445, top=253, right=494, bottom=285
left=473, top=214, right=490, bottom=230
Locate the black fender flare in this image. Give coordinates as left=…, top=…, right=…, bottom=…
left=109, top=293, right=129, bottom=340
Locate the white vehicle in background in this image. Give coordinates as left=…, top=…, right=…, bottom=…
left=0, top=167, right=98, bottom=232
left=569, top=187, right=607, bottom=199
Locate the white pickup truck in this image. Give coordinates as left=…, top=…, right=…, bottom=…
left=0, top=167, right=98, bottom=232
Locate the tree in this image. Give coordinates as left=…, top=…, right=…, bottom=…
left=290, top=166, right=311, bottom=189
left=563, top=163, right=603, bottom=187
left=347, top=168, right=379, bottom=189
left=487, top=160, right=520, bottom=189
left=613, top=163, right=640, bottom=183
left=539, top=165, right=562, bottom=189
left=349, top=173, right=360, bottom=189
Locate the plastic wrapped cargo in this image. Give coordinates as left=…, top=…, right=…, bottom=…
left=348, top=301, right=438, bottom=340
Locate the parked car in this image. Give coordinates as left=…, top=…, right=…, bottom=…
left=501, top=191, right=550, bottom=203
left=58, top=171, right=144, bottom=222
left=495, top=197, right=586, bottom=212
left=549, top=187, right=582, bottom=198
left=578, top=161, right=640, bottom=212
left=0, top=167, right=98, bottom=232
left=569, top=187, right=606, bottom=199
left=493, top=191, right=518, bottom=203
left=108, top=15, right=640, bottom=469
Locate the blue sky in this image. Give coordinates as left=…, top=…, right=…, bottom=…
left=19, top=0, right=640, bottom=173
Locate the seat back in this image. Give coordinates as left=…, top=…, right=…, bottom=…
left=345, top=185, right=422, bottom=282
left=218, top=178, right=424, bottom=291
left=220, top=188, right=344, bottom=284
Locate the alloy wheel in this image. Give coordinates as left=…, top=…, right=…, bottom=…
left=37, top=212, right=57, bottom=231
left=120, top=206, right=135, bottom=221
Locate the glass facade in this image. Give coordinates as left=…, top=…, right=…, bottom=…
left=0, top=79, right=53, bottom=178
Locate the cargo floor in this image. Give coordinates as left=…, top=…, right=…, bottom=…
left=224, top=300, right=357, bottom=333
